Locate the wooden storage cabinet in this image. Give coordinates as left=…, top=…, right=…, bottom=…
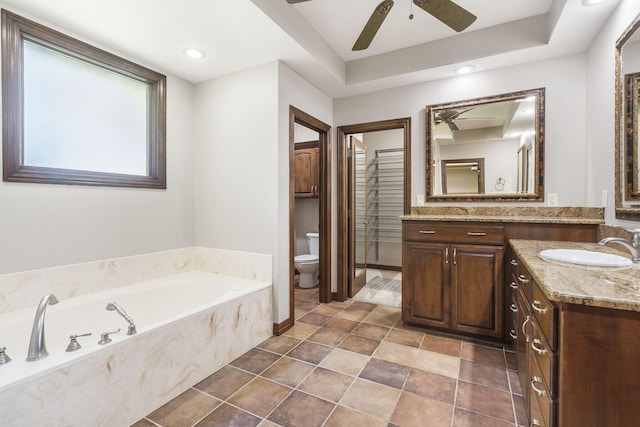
left=293, top=147, right=319, bottom=198
left=402, top=222, right=504, bottom=339
left=510, top=251, right=558, bottom=427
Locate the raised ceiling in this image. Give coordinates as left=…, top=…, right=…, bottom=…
left=1, top=0, right=622, bottom=97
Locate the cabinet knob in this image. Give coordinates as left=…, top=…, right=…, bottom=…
left=509, top=303, right=518, bottom=313
left=510, top=259, right=519, bottom=266
left=517, top=274, right=530, bottom=284
left=509, top=281, right=518, bottom=290
left=509, top=329, right=518, bottom=340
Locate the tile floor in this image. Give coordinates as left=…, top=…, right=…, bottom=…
left=134, top=287, right=526, bottom=427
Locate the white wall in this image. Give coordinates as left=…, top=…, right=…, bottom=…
left=0, top=72, right=196, bottom=274
left=335, top=54, right=588, bottom=207
left=586, top=0, right=640, bottom=225
left=278, top=62, right=333, bottom=322
left=194, top=61, right=332, bottom=324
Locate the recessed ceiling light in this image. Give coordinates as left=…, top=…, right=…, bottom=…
left=454, top=65, right=475, bottom=75
left=580, top=0, right=605, bottom=6
left=183, top=47, right=206, bottom=60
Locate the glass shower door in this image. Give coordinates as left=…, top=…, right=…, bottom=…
left=350, top=136, right=368, bottom=297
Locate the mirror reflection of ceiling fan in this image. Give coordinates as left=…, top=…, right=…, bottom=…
left=286, top=0, right=477, bottom=51
left=435, top=108, right=497, bottom=132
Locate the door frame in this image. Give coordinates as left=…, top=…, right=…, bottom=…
left=289, top=106, right=332, bottom=326
left=336, top=117, right=411, bottom=301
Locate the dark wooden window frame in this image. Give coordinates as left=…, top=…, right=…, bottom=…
left=1, top=9, right=166, bottom=188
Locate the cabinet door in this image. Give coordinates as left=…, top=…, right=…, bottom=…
left=402, top=242, right=449, bottom=328
left=293, top=148, right=318, bottom=197
left=450, top=244, right=504, bottom=337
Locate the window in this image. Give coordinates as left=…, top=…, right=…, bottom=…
left=2, top=10, right=166, bottom=188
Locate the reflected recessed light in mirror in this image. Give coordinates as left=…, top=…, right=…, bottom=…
left=580, top=0, right=605, bottom=6
left=454, top=65, right=475, bottom=75
left=183, top=47, right=206, bottom=59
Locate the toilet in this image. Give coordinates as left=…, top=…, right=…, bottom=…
left=294, top=232, right=320, bottom=288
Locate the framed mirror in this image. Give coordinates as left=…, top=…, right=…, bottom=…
left=426, top=88, right=545, bottom=201
left=616, top=13, right=640, bottom=220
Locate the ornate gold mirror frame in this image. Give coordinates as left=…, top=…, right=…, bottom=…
left=615, top=13, right=640, bottom=220
left=425, top=88, right=545, bottom=202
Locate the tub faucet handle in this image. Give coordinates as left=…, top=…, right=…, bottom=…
left=98, top=328, right=121, bottom=345
left=66, top=332, right=92, bottom=352
left=0, top=346, right=11, bottom=365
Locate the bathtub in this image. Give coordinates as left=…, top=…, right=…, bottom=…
left=0, top=271, right=272, bottom=426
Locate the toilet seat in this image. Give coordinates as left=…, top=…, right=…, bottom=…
left=294, top=254, right=318, bottom=263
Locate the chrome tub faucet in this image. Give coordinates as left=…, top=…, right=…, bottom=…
left=26, top=293, right=59, bottom=361
left=105, top=301, right=137, bottom=335
left=599, top=228, right=640, bottom=263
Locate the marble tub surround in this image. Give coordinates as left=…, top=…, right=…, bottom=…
left=400, top=206, right=604, bottom=224
left=0, top=246, right=272, bottom=315
left=0, top=275, right=273, bottom=427
left=510, top=239, right=640, bottom=312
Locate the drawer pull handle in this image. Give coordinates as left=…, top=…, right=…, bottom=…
left=532, top=300, right=548, bottom=314
left=509, top=281, right=518, bottom=290
left=531, top=338, right=548, bottom=355
left=531, top=376, right=547, bottom=397
left=510, top=259, right=518, bottom=266
left=419, top=230, right=436, bottom=234
left=531, top=418, right=542, bottom=427
left=509, top=329, right=518, bottom=340
left=510, top=303, right=518, bottom=313
left=445, top=247, right=449, bottom=264
left=517, top=274, right=530, bottom=284
left=453, top=248, right=457, bottom=265
left=467, top=232, right=487, bottom=236
left=522, top=316, right=532, bottom=342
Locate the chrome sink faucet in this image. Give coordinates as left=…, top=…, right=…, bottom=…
left=26, top=293, right=59, bottom=361
left=599, top=228, right=640, bottom=263
left=105, top=301, right=137, bottom=335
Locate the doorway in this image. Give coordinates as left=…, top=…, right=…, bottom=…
left=286, top=106, right=331, bottom=334
left=337, top=118, right=411, bottom=305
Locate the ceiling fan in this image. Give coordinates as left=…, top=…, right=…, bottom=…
left=286, top=0, right=477, bottom=51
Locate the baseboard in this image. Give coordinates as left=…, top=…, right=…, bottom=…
left=273, top=317, right=294, bottom=336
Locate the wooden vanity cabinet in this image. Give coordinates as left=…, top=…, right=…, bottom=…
left=511, top=248, right=640, bottom=427
left=402, top=222, right=504, bottom=339
left=294, top=146, right=319, bottom=198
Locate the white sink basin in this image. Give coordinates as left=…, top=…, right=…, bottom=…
left=539, top=249, right=632, bottom=267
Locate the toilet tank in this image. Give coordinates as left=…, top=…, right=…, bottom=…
left=306, top=232, right=319, bottom=256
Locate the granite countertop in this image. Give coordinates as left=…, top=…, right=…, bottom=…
left=399, top=215, right=604, bottom=224
left=399, top=207, right=604, bottom=225
left=510, top=239, right=640, bottom=312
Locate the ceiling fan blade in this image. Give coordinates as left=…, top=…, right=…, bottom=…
left=447, top=121, right=459, bottom=132
left=352, top=0, right=394, bottom=51
left=413, top=0, right=477, bottom=32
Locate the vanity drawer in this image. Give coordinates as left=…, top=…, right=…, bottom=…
left=530, top=319, right=556, bottom=397
left=530, top=355, right=555, bottom=427
left=531, top=282, right=557, bottom=350
left=403, top=223, right=504, bottom=245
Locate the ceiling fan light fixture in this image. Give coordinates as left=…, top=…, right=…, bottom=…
left=183, top=47, right=206, bottom=60
left=454, top=65, right=475, bottom=75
